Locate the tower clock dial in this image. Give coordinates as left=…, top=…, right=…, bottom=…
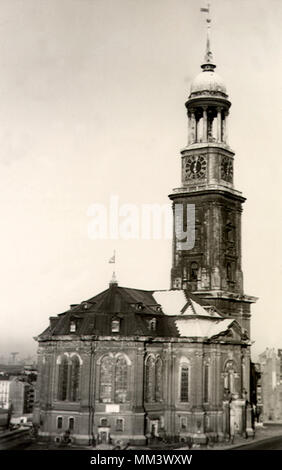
left=185, top=155, right=207, bottom=180
left=221, top=157, right=233, bottom=182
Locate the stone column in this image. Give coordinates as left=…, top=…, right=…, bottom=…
left=217, top=107, right=222, bottom=142
left=202, top=107, right=208, bottom=142
left=187, top=112, right=191, bottom=145
left=192, top=349, right=207, bottom=444
left=223, top=111, right=229, bottom=143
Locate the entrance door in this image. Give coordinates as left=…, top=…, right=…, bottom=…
left=98, top=426, right=110, bottom=444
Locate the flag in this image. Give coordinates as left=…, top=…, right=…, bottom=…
left=109, top=253, right=115, bottom=264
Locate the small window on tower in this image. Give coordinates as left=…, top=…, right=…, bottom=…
left=111, top=319, right=120, bottom=333
left=70, top=321, right=76, bottom=333
left=226, top=262, right=233, bottom=282
left=190, top=262, right=198, bottom=281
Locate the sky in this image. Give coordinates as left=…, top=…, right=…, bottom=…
left=0, top=0, right=281, bottom=362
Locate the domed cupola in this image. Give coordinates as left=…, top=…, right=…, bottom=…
left=184, top=17, right=231, bottom=147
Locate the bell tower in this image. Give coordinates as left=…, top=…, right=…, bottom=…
left=169, top=10, right=257, bottom=334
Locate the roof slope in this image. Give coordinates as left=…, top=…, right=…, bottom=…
left=37, top=283, right=248, bottom=342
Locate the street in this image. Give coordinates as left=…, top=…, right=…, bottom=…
left=234, top=434, right=282, bottom=450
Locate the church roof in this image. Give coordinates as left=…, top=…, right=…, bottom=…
left=37, top=284, right=248, bottom=343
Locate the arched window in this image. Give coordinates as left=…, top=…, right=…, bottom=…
left=190, top=262, right=198, bottom=281
left=115, top=356, right=128, bottom=403
left=70, top=356, right=80, bottom=402
left=145, top=356, right=155, bottom=402
left=180, top=365, right=189, bottom=402
left=58, top=356, right=68, bottom=401
left=99, top=354, right=130, bottom=403
left=57, top=416, right=63, bottom=429
left=155, top=358, right=163, bottom=402
left=100, top=356, right=114, bottom=403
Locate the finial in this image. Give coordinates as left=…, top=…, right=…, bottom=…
left=109, top=270, right=118, bottom=286
left=200, top=3, right=216, bottom=71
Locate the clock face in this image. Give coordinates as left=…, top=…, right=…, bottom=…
left=221, top=157, right=233, bottom=182
left=185, top=155, right=207, bottom=180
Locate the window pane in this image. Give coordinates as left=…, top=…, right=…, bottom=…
left=180, top=366, right=189, bottom=402
left=155, top=358, right=162, bottom=402
left=70, top=357, right=80, bottom=402
left=100, top=357, right=113, bottom=403
left=58, top=357, right=68, bottom=401
left=115, top=357, right=127, bottom=403
left=145, top=357, right=155, bottom=402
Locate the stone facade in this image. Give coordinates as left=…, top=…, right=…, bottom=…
left=33, top=286, right=252, bottom=446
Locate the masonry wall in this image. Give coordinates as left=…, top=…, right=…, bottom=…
left=34, top=337, right=250, bottom=445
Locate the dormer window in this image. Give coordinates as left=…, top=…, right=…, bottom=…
left=111, top=319, right=120, bottom=333
left=137, top=303, right=144, bottom=311
left=70, top=321, right=76, bottom=333
left=149, top=318, right=157, bottom=331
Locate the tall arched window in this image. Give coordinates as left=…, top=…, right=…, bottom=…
left=58, top=356, right=68, bottom=401
left=57, top=354, right=81, bottom=402
left=180, top=365, right=189, bottom=402
left=70, top=356, right=80, bottom=402
left=115, top=356, right=128, bottom=403
left=145, top=356, right=155, bottom=402
left=155, top=358, right=163, bottom=402
left=99, top=354, right=130, bottom=403
left=100, top=356, right=114, bottom=403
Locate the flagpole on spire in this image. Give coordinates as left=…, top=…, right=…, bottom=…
left=109, top=250, right=118, bottom=285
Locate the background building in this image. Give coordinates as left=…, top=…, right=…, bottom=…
left=258, top=348, right=282, bottom=422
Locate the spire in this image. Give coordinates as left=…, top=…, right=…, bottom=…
left=200, top=3, right=216, bottom=71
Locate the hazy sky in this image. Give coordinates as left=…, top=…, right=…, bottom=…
left=0, top=0, right=281, bottom=361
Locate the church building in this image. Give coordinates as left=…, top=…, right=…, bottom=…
left=33, top=12, right=257, bottom=447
